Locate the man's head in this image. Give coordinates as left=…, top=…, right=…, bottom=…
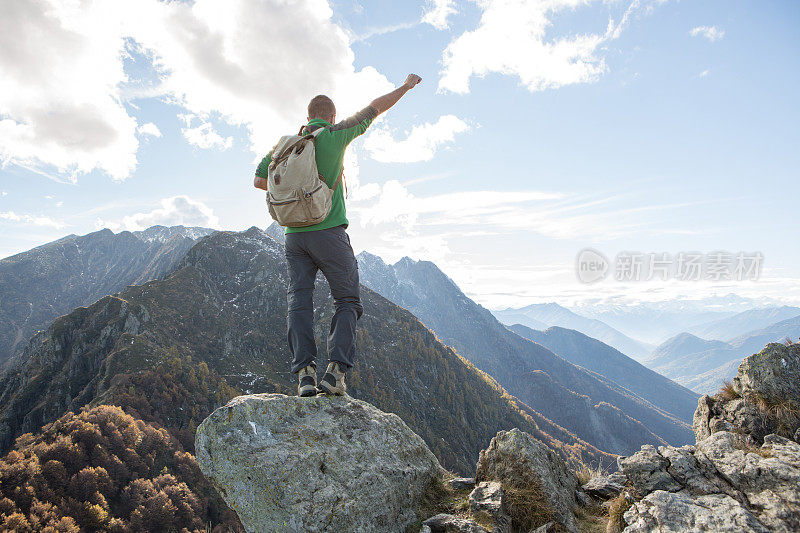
left=307, top=95, right=336, bottom=123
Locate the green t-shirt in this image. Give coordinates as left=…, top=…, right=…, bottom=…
left=256, top=106, right=378, bottom=234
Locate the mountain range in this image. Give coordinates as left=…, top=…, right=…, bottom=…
left=0, top=225, right=214, bottom=367
left=647, top=313, right=800, bottom=393
left=357, top=252, right=693, bottom=455
left=568, top=294, right=780, bottom=344
left=507, top=324, right=698, bottom=423
left=492, top=302, right=653, bottom=361
left=686, top=305, right=800, bottom=341
left=0, top=227, right=616, bottom=477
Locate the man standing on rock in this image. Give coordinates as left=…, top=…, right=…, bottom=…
left=254, top=74, right=422, bottom=397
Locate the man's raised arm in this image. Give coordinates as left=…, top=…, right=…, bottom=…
left=369, top=74, right=422, bottom=115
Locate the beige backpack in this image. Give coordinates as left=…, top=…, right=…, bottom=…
left=265, top=126, right=342, bottom=227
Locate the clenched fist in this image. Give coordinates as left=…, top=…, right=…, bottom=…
left=404, top=74, right=422, bottom=89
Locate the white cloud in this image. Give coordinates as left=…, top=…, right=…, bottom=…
left=0, top=0, right=393, bottom=181
left=699, top=69, right=710, bottom=78
left=363, top=115, right=469, bottom=163
left=0, top=0, right=138, bottom=181
left=0, top=211, right=65, bottom=229
left=127, top=0, right=394, bottom=159
left=353, top=21, right=420, bottom=43
left=179, top=114, right=233, bottom=150
left=422, top=0, right=457, bottom=30
left=137, top=122, right=162, bottom=137
left=102, top=196, right=221, bottom=231
left=437, top=0, right=658, bottom=94
left=690, top=25, right=725, bottom=42
left=351, top=179, right=563, bottom=228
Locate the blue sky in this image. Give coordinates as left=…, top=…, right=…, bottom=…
left=1, top=0, right=798, bottom=309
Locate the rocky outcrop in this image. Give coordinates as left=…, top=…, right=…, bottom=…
left=693, top=343, right=800, bottom=444
left=609, top=343, right=800, bottom=532
left=195, top=394, right=444, bottom=533
left=619, top=431, right=800, bottom=531
left=476, top=428, right=579, bottom=533
left=581, top=472, right=626, bottom=499
left=734, top=342, right=800, bottom=400
left=693, top=395, right=774, bottom=443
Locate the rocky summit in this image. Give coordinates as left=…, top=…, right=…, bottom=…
left=584, top=342, right=800, bottom=532
left=193, top=343, right=800, bottom=533
left=195, top=393, right=444, bottom=533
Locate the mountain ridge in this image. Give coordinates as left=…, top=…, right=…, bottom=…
left=0, top=225, right=214, bottom=367
left=0, top=227, right=614, bottom=475
left=492, top=302, right=653, bottom=360
left=509, top=324, right=699, bottom=422
left=357, top=251, right=693, bottom=454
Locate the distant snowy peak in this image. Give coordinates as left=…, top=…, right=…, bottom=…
left=133, top=225, right=215, bottom=243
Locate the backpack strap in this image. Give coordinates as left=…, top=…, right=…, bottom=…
left=274, top=126, right=328, bottom=166
left=331, top=169, right=344, bottom=192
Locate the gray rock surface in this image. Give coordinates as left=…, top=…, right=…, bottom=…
left=692, top=343, right=800, bottom=445
left=623, top=491, right=769, bottom=533
left=693, top=395, right=774, bottom=444
left=733, top=342, right=800, bottom=400
left=532, top=521, right=555, bottom=533
left=195, top=393, right=444, bottom=533
left=468, top=481, right=509, bottom=532
left=617, top=445, right=681, bottom=495
left=449, top=477, right=476, bottom=490
left=619, top=431, right=800, bottom=532
left=581, top=472, right=626, bottom=499
left=469, top=481, right=504, bottom=516
left=422, top=513, right=489, bottom=533
left=618, top=347, right=800, bottom=532
left=476, top=428, right=579, bottom=533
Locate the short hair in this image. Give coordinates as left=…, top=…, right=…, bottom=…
left=307, top=95, right=336, bottom=120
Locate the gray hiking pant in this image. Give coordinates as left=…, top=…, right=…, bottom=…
left=285, top=225, right=363, bottom=374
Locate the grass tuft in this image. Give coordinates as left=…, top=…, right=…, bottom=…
left=606, top=493, right=632, bottom=533
left=503, top=481, right=559, bottom=532
left=717, top=380, right=741, bottom=401
left=574, top=504, right=608, bottom=533
left=575, top=463, right=606, bottom=486
left=731, top=434, right=774, bottom=458
left=753, top=392, right=800, bottom=438
left=406, top=474, right=473, bottom=533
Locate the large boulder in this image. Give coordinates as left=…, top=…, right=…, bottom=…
left=693, top=395, right=774, bottom=444
left=693, top=343, right=800, bottom=444
left=195, top=394, right=445, bottom=533
left=581, top=472, right=626, bottom=499
left=734, top=342, right=800, bottom=400
left=618, top=431, right=800, bottom=532
left=475, top=428, right=579, bottom=533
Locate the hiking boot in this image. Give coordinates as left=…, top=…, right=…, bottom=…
left=317, top=362, right=347, bottom=396
left=297, top=365, right=317, bottom=397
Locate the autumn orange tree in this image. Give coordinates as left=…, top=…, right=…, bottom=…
left=0, top=405, right=241, bottom=532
